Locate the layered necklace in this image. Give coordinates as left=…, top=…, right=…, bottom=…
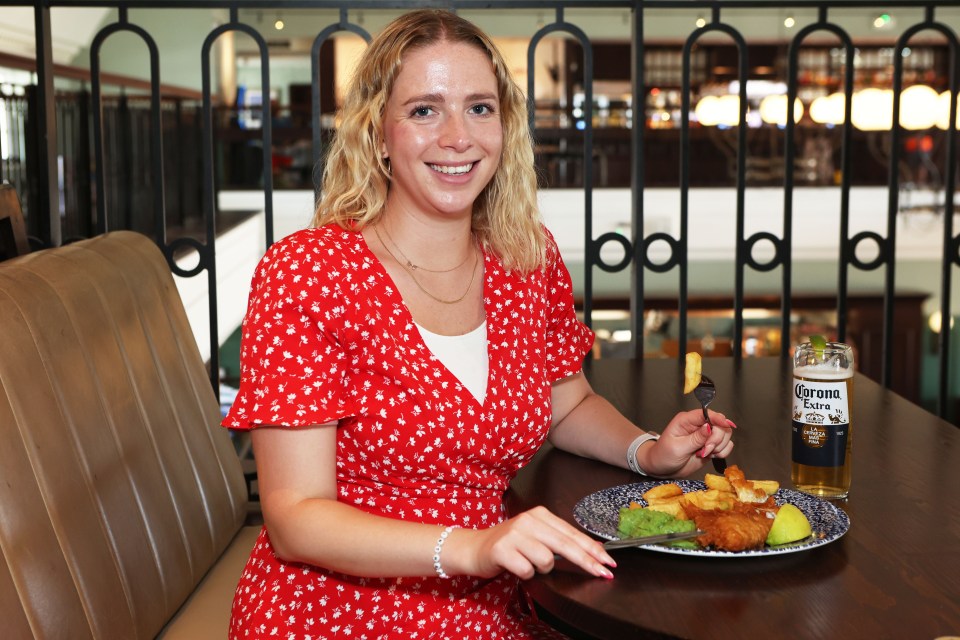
left=374, top=224, right=480, bottom=305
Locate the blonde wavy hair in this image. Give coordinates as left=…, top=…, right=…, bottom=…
left=311, top=9, right=547, bottom=273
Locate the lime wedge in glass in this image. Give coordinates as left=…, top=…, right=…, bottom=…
left=809, top=334, right=827, bottom=361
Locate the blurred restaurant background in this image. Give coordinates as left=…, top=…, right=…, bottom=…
left=3, top=1, right=960, bottom=423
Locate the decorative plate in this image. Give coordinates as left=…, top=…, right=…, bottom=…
left=573, top=479, right=850, bottom=557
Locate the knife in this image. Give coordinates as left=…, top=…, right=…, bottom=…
left=602, top=529, right=706, bottom=550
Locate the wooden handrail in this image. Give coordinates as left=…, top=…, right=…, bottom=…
left=0, top=51, right=204, bottom=100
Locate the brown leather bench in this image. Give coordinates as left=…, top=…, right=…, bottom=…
left=0, top=231, right=259, bottom=639
left=0, top=184, right=30, bottom=260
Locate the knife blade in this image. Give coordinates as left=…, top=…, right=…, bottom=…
left=602, top=529, right=706, bottom=550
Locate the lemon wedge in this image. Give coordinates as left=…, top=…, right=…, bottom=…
left=766, top=503, right=813, bottom=545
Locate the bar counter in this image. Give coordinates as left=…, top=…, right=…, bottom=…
left=506, top=357, right=960, bottom=639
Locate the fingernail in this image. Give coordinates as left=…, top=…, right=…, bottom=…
left=599, top=567, right=614, bottom=579
left=726, top=419, right=738, bottom=429
left=706, top=423, right=713, bottom=435
left=698, top=447, right=707, bottom=458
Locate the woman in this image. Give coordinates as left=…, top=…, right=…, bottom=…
left=223, top=9, right=735, bottom=639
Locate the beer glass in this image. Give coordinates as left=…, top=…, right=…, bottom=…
left=791, top=341, right=854, bottom=499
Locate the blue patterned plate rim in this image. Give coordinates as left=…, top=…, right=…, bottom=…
left=573, top=479, right=850, bottom=558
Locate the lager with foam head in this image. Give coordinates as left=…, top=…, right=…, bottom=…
left=791, top=341, right=854, bottom=499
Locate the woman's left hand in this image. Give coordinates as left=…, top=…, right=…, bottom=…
left=648, top=409, right=737, bottom=478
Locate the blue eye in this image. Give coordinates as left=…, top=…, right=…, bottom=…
left=471, top=103, right=494, bottom=115
left=412, top=105, right=432, bottom=117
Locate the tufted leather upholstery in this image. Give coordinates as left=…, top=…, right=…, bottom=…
left=0, top=231, right=257, bottom=639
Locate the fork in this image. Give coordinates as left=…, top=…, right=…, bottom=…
left=693, top=374, right=726, bottom=473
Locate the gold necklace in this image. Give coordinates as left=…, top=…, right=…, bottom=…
left=374, top=225, right=480, bottom=305
left=379, top=223, right=472, bottom=273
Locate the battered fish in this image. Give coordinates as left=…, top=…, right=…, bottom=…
left=724, top=464, right=771, bottom=503
left=683, top=499, right=778, bottom=552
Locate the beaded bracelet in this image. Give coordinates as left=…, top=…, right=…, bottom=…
left=432, top=525, right=456, bottom=579
left=626, top=432, right=660, bottom=476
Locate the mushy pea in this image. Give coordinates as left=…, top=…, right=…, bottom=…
left=617, top=507, right=699, bottom=549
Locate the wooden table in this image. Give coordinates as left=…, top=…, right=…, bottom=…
left=506, top=357, right=960, bottom=639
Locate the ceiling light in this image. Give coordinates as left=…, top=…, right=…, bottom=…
left=784, top=16, right=796, bottom=28
left=759, top=94, right=804, bottom=126
left=695, top=94, right=743, bottom=127
left=936, top=90, right=960, bottom=130
left=851, top=88, right=893, bottom=131
left=810, top=93, right=845, bottom=125
left=694, top=95, right=720, bottom=126
left=274, top=16, right=285, bottom=30
left=873, top=13, right=893, bottom=29
left=929, top=311, right=955, bottom=334
left=695, top=15, right=706, bottom=28
left=900, top=85, right=939, bottom=130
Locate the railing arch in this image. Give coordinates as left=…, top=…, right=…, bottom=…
left=784, top=13, right=856, bottom=360
left=527, top=9, right=599, bottom=324
left=90, top=8, right=165, bottom=242
left=311, top=8, right=371, bottom=198
left=196, top=9, right=276, bottom=395
left=888, top=12, right=960, bottom=415
left=680, top=10, right=750, bottom=360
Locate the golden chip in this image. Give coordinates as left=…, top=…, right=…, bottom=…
left=644, top=501, right=688, bottom=520
left=751, top=480, right=780, bottom=495
left=683, top=352, right=703, bottom=394
left=642, top=483, right=683, bottom=502
left=704, top=473, right=733, bottom=492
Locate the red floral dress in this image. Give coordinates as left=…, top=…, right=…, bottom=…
left=223, top=224, right=594, bottom=639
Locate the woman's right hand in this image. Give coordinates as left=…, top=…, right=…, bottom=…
left=446, top=506, right=615, bottom=580
left=254, top=424, right=614, bottom=581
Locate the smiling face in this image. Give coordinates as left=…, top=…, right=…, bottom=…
left=380, top=40, right=503, bottom=220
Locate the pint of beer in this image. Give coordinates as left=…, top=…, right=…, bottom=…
left=791, top=341, right=854, bottom=499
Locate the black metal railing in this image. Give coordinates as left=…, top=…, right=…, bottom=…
left=3, top=0, right=960, bottom=422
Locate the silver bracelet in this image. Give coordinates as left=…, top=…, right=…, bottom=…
left=627, top=432, right=660, bottom=476
left=432, top=525, right=456, bottom=579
